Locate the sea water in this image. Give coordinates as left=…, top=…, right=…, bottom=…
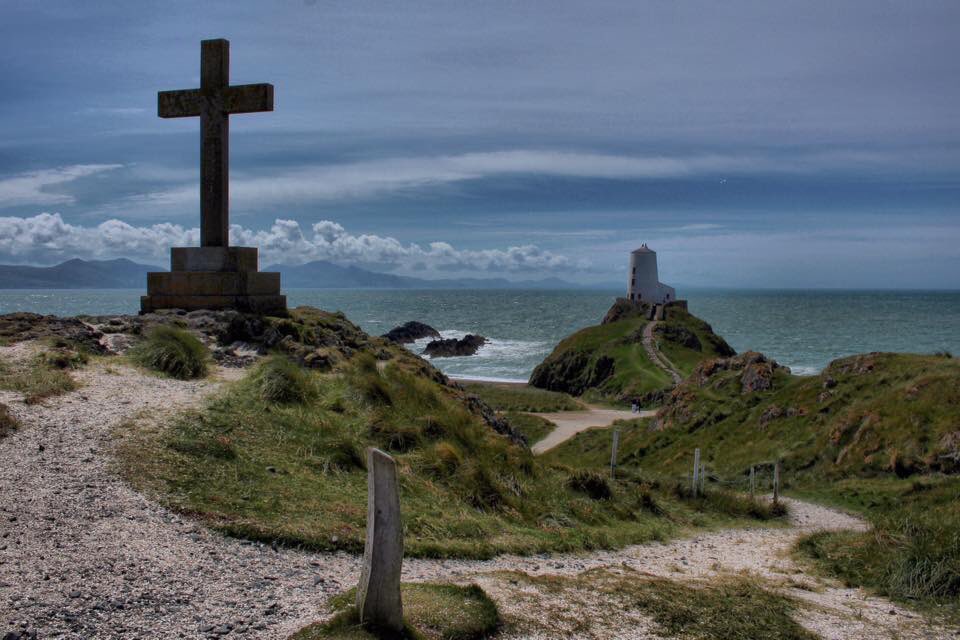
left=0, top=288, right=957, bottom=382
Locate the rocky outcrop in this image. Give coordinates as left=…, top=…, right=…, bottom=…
left=381, top=321, right=441, bottom=344
left=654, top=324, right=702, bottom=351
left=424, top=334, right=487, bottom=358
left=656, top=351, right=787, bottom=430
left=529, top=351, right=616, bottom=396
left=0, top=312, right=106, bottom=353
left=602, top=298, right=650, bottom=325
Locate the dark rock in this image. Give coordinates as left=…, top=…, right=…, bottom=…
left=381, top=321, right=441, bottom=344
left=424, top=334, right=487, bottom=358
left=530, top=350, right=616, bottom=396
left=654, top=324, right=702, bottom=351
left=462, top=395, right=526, bottom=446
left=0, top=312, right=106, bottom=353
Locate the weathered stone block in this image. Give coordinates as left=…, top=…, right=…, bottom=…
left=146, top=271, right=281, bottom=297
left=356, top=448, right=404, bottom=632
left=170, top=246, right=259, bottom=272
left=140, top=294, right=287, bottom=315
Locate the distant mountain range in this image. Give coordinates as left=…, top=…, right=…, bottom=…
left=0, top=258, right=161, bottom=289
left=0, top=258, right=614, bottom=290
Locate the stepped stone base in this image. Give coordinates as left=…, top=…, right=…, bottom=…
left=141, top=246, right=286, bottom=315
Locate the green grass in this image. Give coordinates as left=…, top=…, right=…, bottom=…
left=501, top=412, right=555, bottom=445
left=246, top=355, right=316, bottom=404
left=528, top=305, right=732, bottom=403
left=116, top=349, right=783, bottom=559
left=793, top=476, right=960, bottom=620
left=130, top=326, right=209, bottom=379
left=290, top=583, right=500, bottom=640
left=0, top=352, right=78, bottom=404
left=505, top=569, right=816, bottom=640
left=590, top=352, right=960, bottom=482
left=459, top=382, right=582, bottom=412
left=553, top=351, right=960, bottom=619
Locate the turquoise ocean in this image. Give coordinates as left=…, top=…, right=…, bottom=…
left=1, top=289, right=958, bottom=382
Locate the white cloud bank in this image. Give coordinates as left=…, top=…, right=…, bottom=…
left=0, top=213, right=574, bottom=273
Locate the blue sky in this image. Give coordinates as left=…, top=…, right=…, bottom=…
left=0, top=0, right=957, bottom=287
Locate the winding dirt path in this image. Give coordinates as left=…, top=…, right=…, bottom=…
left=1, top=346, right=952, bottom=639
left=642, top=320, right=683, bottom=385
left=529, top=407, right=653, bottom=454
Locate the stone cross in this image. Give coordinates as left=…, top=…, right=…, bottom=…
left=356, top=448, right=404, bottom=632
left=158, top=39, right=273, bottom=248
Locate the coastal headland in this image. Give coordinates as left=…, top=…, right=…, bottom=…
left=1, top=302, right=957, bottom=638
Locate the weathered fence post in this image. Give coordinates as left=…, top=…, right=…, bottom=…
left=356, top=448, right=404, bottom=633
left=692, top=448, right=701, bottom=497
left=610, top=427, right=620, bottom=479
left=772, top=460, right=781, bottom=505
left=749, top=465, right=755, bottom=499
left=700, top=461, right=706, bottom=494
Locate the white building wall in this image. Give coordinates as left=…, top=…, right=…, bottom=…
left=626, top=246, right=676, bottom=304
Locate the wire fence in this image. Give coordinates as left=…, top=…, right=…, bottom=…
left=605, top=431, right=783, bottom=503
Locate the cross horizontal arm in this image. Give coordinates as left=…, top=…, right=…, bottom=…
left=224, top=83, right=274, bottom=114
left=158, top=89, right=202, bottom=118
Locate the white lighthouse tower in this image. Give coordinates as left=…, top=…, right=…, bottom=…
left=627, top=244, right=676, bottom=304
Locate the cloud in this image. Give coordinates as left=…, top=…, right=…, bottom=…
left=128, top=149, right=897, bottom=214
left=0, top=213, right=575, bottom=274
left=0, top=165, right=122, bottom=208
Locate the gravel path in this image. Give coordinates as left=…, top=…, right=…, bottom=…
left=641, top=320, right=683, bottom=385
left=1, top=346, right=952, bottom=639
left=529, top=408, right=653, bottom=454
left=0, top=351, right=355, bottom=640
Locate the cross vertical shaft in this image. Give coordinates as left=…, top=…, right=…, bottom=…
left=201, top=39, right=229, bottom=247
left=157, top=38, right=274, bottom=248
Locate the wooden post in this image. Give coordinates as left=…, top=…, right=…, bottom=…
left=356, top=448, right=404, bottom=632
left=610, top=427, right=620, bottom=479
left=692, top=448, right=701, bottom=497
left=773, top=460, right=780, bottom=505
left=700, top=461, right=706, bottom=494
left=749, top=465, right=755, bottom=499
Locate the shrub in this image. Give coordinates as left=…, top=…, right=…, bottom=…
left=567, top=470, right=613, bottom=500
left=248, top=356, right=313, bottom=404
left=131, top=326, right=209, bottom=379
left=39, top=343, right=89, bottom=369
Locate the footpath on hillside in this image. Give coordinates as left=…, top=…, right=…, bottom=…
left=530, top=407, right=653, bottom=453
left=1, top=342, right=953, bottom=640
left=642, top=317, right=684, bottom=385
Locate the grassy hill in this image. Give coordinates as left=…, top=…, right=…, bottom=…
left=605, top=351, right=960, bottom=480
left=547, top=349, right=960, bottom=616
left=115, top=306, right=777, bottom=559
left=529, top=300, right=734, bottom=403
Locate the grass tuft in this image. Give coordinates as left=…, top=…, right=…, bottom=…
left=131, top=326, right=209, bottom=379
left=567, top=470, right=612, bottom=500
left=289, top=583, right=500, bottom=640
left=506, top=569, right=816, bottom=640
left=248, top=355, right=315, bottom=404
left=0, top=354, right=78, bottom=404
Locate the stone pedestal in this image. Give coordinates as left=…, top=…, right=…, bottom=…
left=140, top=246, right=286, bottom=314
